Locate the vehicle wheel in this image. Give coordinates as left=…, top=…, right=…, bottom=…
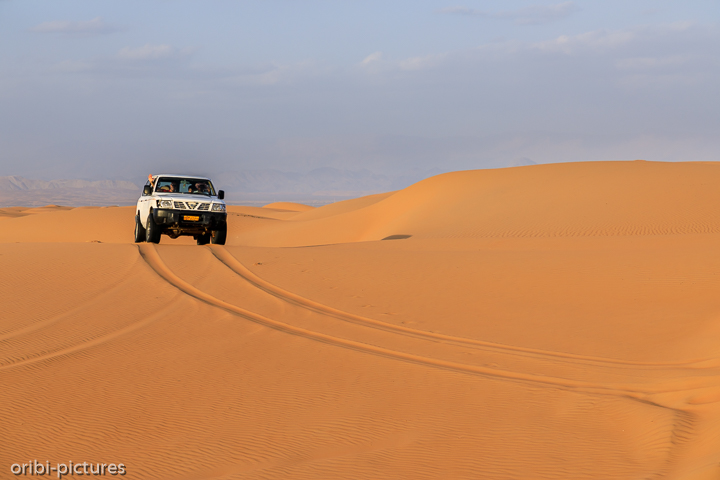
left=196, top=233, right=210, bottom=245
left=134, top=215, right=146, bottom=243
left=145, top=212, right=162, bottom=244
left=211, top=224, right=227, bottom=245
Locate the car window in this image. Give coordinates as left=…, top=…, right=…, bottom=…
left=154, top=178, right=216, bottom=196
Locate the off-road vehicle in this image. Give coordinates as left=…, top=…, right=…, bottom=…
left=134, top=174, right=227, bottom=245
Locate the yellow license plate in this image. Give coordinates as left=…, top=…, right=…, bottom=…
left=183, top=215, right=200, bottom=221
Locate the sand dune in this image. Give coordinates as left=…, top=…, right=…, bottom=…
left=233, top=160, right=720, bottom=247
left=2, top=161, right=720, bottom=479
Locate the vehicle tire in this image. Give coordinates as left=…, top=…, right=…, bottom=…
left=196, top=233, right=210, bottom=245
left=134, top=215, right=146, bottom=243
left=211, top=224, right=227, bottom=245
left=145, top=212, right=162, bottom=244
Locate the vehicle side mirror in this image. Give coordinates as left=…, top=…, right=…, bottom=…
left=143, top=185, right=152, bottom=196
left=218, top=190, right=225, bottom=200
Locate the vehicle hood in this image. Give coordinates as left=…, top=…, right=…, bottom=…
left=155, top=194, right=221, bottom=202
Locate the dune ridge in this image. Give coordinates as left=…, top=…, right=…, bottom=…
left=234, top=161, right=720, bottom=247
left=262, top=202, right=316, bottom=212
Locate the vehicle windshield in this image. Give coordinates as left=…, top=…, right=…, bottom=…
left=154, top=177, right=216, bottom=196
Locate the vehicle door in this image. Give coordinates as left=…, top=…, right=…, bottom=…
left=138, top=181, right=153, bottom=227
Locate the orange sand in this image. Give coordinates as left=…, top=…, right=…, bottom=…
left=2, top=161, right=720, bottom=479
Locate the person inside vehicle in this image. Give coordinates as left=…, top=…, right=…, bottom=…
left=157, top=181, right=178, bottom=193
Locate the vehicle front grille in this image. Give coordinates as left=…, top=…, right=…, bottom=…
left=173, top=201, right=186, bottom=209
left=197, top=203, right=210, bottom=211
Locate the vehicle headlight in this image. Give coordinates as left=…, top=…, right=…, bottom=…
left=211, top=203, right=226, bottom=212
left=158, top=199, right=173, bottom=208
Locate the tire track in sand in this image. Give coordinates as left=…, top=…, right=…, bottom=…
left=208, top=246, right=715, bottom=370
left=144, top=244, right=720, bottom=477
left=137, top=244, right=719, bottom=401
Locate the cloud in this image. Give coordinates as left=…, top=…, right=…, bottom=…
left=375, top=22, right=719, bottom=106
left=361, top=52, right=383, bottom=66
left=398, top=52, right=447, bottom=71
left=439, top=2, right=578, bottom=25
left=30, top=17, right=117, bottom=35
left=117, top=44, right=185, bottom=61
left=531, top=22, right=697, bottom=55
left=359, top=51, right=447, bottom=73
left=532, top=29, right=636, bottom=53
left=352, top=22, right=718, bottom=88
left=40, top=45, right=196, bottom=79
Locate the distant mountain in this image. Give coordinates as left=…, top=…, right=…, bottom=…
left=0, top=169, right=442, bottom=207
left=0, top=169, right=444, bottom=196
left=0, top=176, right=141, bottom=207
left=0, top=176, right=138, bottom=191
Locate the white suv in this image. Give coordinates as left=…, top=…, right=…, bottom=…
left=135, top=174, right=227, bottom=245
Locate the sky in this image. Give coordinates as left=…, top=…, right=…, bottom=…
left=1, top=0, right=719, bottom=182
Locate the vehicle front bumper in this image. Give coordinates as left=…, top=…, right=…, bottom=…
left=152, top=208, right=227, bottom=230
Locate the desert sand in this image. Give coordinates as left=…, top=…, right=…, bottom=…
left=2, top=160, right=720, bottom=479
